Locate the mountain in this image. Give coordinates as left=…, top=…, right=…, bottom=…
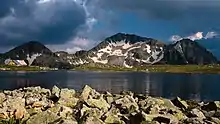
left=71, top=33, right=218, bottom=67
left=0, top=33, right=218, bottom=68
left=163, top=39, right=218, bottom=64
left=72, top=33, right=166, bottom=67
left=1, top=41, right=71, bottom=69
left=3, top=41, right=53, bottom=65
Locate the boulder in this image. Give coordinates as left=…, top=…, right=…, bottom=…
left=0, top=93, right=6, bottom=104
left=202, top=101, right=220, bottom=111
left=85, top=96, right=110, bottom=112
left=81, top=85, right=100, bottom=100
left=85, top=117, right=105, bottom=124
left=142, top=111, right=179, bottom=124
left=58, top=97, right=79, bottom=108
left=184, top=118, right=205, bottom=124
left=15, top=108, right=25, bottom=119
left=80, top=104, right=103, bottom=119
left=60, top=88, right=76, bottom=99
left=104, top=115, right=124, bottom=124
left=3, top=97, right=25, bottom=111
left=172, top=97, right=188, bottom=110
left=56, top=119, right=78, bottom=124
left=26, top=97, right=40, bottom=105
left=26, top=111, right=60, bottom=124
left=52, top=86, right=61, bottom=98
left=190, top=108, right=206, bottom=119
left=59, top=106, right=73, bottom=118
left=115, top=95, right=139, bottom=113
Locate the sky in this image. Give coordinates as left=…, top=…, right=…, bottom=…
left=0, top=0, right=220, bottom=58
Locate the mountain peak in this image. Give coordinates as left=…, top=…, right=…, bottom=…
left=104, top=33, right=154, bottom=44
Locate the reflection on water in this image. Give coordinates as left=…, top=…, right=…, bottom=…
left=0, top=71, right=220, bottom=101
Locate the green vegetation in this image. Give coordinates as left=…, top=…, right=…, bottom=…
left=1, top=63, right=220, bottom=74
left=0, top=118, right=25, bottom=124
left=0, top=65, right=57, bottom=71
left=73, top=64, right=220, bottom=74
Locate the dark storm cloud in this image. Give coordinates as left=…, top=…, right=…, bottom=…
left=97, top=0, right=220, bottom=32
left=0, top=0, right=87, bottom=46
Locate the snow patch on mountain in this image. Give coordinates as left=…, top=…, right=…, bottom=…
left=26, top=53, right=42, bottom=66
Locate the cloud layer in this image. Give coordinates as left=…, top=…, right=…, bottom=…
left=0, top=0, right=88, bottom=47
left=0, top=0, right=220, bottom=53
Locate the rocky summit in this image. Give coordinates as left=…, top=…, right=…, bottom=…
left=0, top=86, right=220, bottom=124
left=0, top=33, right=218, bottom=68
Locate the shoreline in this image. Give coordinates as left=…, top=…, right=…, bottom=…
left=0, top=85, right=220, bottom=124
left=1, top=64, right=220, bottom=74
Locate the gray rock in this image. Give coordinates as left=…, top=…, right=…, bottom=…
left=172, top=97, right=188, bottom=110
left=58, top=97, right=79, bottom=108
left=60, top=88, right=76, bottom=99
left=81, top=85, right=100, bottom=100
left=104, top=115, right=124, bottom=124
left=202, top=101, right=220, bottom=111
left=85, top=117, right=105, bottom=124
left=184, top=118, right=205, bottom=124
left=81, top=105, right=103, bottom=119
left=57, top=119, right=78, bottom=124
left=0, top=93, right=6, bottom=104
left=190, top=108, right=206, bottom=119
left=115, top=95, right=139, bottom=113
left=52, top=86, right=61, bottom=98
left=26, top=111, right=60, bottom=124
left=85, top=96, right=110, bottom=112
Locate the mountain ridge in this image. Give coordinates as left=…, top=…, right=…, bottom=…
left=0, top=33, right=218, bottom=68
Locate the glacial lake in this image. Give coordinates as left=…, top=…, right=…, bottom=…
left=0, top=71, right=220, bottom=101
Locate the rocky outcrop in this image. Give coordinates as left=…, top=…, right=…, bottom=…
left=0, top=85, right=220, bottom=124
left=163, top=39, right=218, bottom=65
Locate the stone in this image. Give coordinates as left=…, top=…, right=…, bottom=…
left=26, top=111, right=60, bottom=124
left=4, top=97, right=25, bottom=111
left=104, top=115, right=124, bottom=124
left=52, top=85, right=60, bottom=97
left=26, top=108, right=42, bottom=116
left=172, top=97, right=188, bottom=110
left=0, top=113, right=7, bottom=119
left=60, top=88, right=76, bottom=99
left=59, top=106, right=73, bottom=118
left=26, top=97, right=39, bottom=105
left=141, top=111, right=179, bottom=124
left=58, top=97, right=79, bottom=108
left=85, top=117, right=105, bottom=124
left=57, top=119, right=78, bottom=124
left=209, top=117, right=220, bottom=124
left=203, top=110, right=215, bottom=118
left=81, top=105, right=103, bottom=119
left=106, top=96, right=114, bottom=104
left=120, top=91, right=134, bottom=97
left=184, top=118, right=205, bottom=124
left=0, top=93, right=6, bottom=104
left=32, top=101, right=45, bottom=108
left=190, top=108, right=206, bottom=119
left=85, top=96, right=110, bottom=112
left=115, top=95, right=139, bottom=113
left=81, top=85, right=100, bottom=100
left=15, top=108, right=25, bottom=119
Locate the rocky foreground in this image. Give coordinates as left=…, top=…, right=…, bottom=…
left=0, top=86, right=220, bottom=124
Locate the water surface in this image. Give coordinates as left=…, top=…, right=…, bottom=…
left=0, top=71, right=219, bottom=101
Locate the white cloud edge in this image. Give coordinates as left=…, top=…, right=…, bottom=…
left=170, top=31, right=219, bottom=42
